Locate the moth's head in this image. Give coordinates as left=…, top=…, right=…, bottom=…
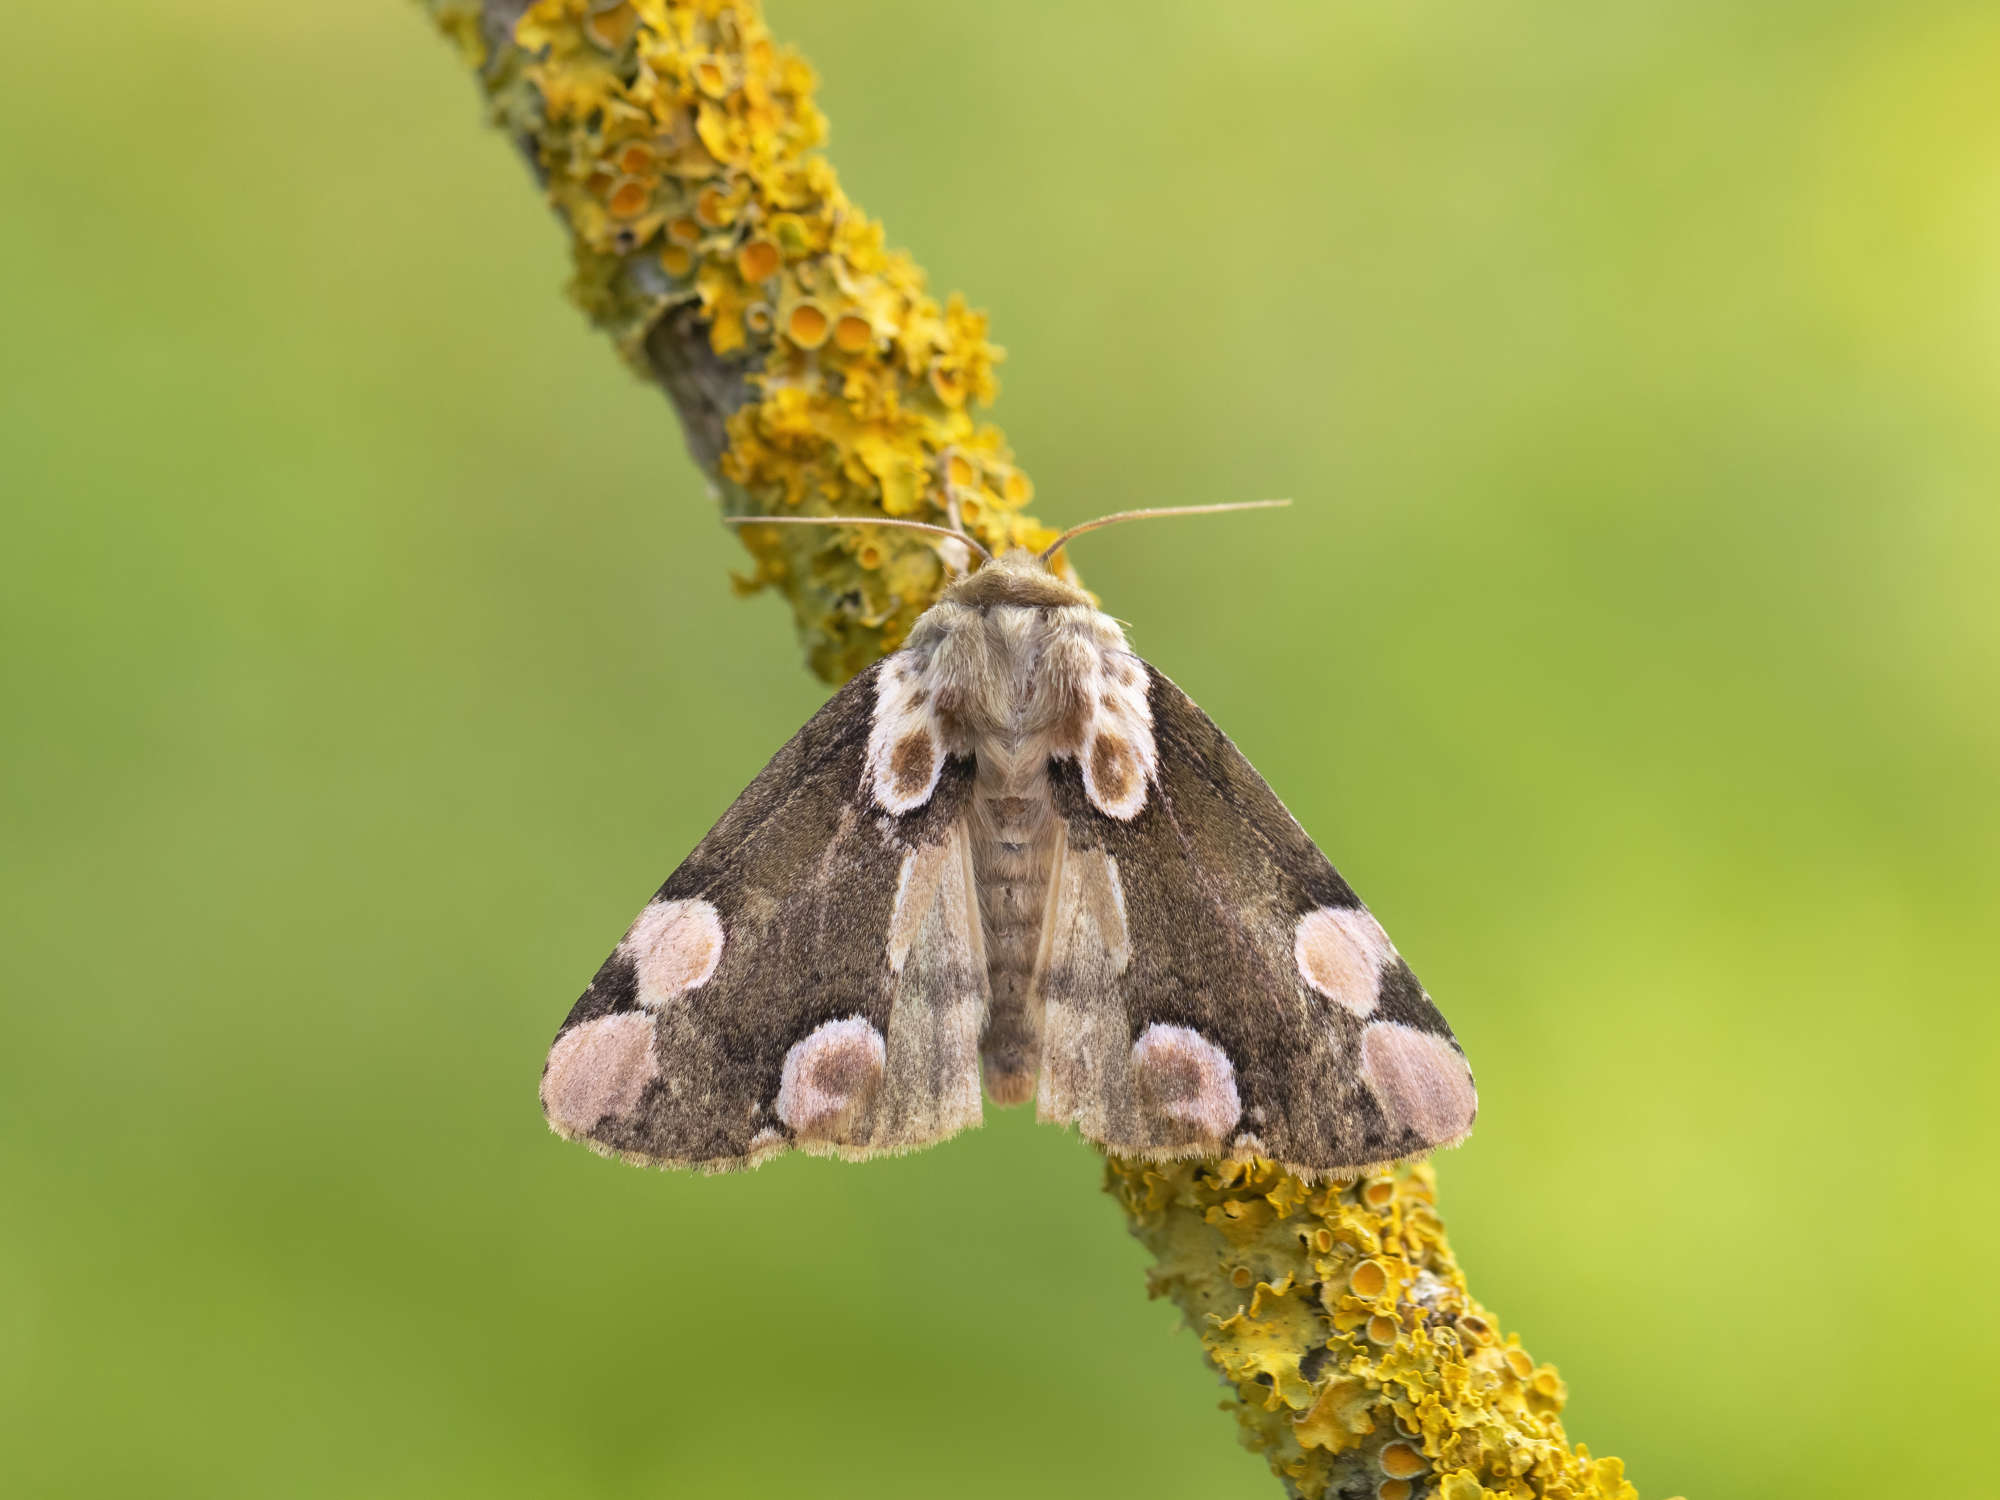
left=939, top=546, right=1091, bottom=611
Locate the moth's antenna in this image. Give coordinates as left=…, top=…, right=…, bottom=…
left=933, top=448, right=976, bottom=543
left=722, top=514, right=994, bottom=563
left=1037, top=499, right=1291, bottom=562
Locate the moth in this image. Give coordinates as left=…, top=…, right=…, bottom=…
left=540, top=506, right=1475, bottom=1180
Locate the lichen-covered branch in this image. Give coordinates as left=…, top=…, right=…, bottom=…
left=427, top=0, right=1056, bottom=682
left=421, top=4, right=1660, bottom=1497
left=1110, top=1158, right=1658, bottom=1500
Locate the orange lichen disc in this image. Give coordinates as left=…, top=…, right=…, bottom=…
left=737, top=238, right=781, bottom=282
left=1349, top=1259, right=1388, bottom=1299
left=1378, top=1443, right=1427, bottom=1481
left=786, top=301, right=830, bottom=349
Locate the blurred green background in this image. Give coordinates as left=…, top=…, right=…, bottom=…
left=4, top=2, right=1996, bottom=1496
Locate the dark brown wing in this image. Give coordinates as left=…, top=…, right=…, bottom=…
left=540, top=657, right=988, bottom=1171
left=1035, top=664, right=1475, bottom=1178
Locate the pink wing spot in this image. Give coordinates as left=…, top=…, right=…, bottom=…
left=775, top=1017, right=887, bottom=1140
left=1294, top=906, right=1395, bottom=1016
left=1083, top=731, right=1149, bottom=819
left=541, top=1012, right=658, bottom=1137
left=1359, top=1023, right=1477, bottom=1145
left=1076, top=657, right=1156, bottom=819
left=1131, top=1023, right=1242, bottom=1141
left=888, top=729, right=939, bottom=801
left=625, top=897, right=724, bottom=1010
left=866, top=664, right=945, bottom=814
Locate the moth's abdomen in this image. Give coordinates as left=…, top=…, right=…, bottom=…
left=968, top=760, right=1059, bottom=1106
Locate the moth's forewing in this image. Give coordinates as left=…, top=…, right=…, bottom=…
left=1035, top=665, right=1475, bottom=1177
left=540, top=658, right=988, bottom=1170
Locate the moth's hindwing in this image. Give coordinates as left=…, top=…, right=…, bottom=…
left=1036, top=664, right=1476, bottom=1177
left=540, top=657, right=988, bottom=1170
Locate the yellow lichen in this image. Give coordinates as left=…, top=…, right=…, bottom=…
left=1107, top=1158, right=1668, bottom=1500
left=433, top=0, right=1059, bottom=680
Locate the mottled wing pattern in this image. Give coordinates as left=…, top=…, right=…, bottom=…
left=540, top=657, right=988, bottom=1170
left=1036, top=664, right=1476, bottom=1177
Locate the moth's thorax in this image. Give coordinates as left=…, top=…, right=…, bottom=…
left=905, top=552, right=1130, bottom=750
